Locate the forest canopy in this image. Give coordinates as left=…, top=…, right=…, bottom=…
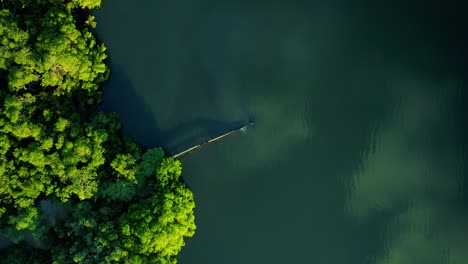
left=0, top=1, right=196, bottom=263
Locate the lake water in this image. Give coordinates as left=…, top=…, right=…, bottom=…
left=94, top=1, right=468, bottom=263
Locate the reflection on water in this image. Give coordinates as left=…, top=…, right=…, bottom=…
left=94, top=0, right=467, bottom=263
left=350, top=80, right=467, bottom=263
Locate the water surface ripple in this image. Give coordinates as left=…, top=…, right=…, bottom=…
left=94, top=1, right=468, bottom=263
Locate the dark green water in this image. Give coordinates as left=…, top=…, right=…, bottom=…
left=94, top=1, right=468, bottom=263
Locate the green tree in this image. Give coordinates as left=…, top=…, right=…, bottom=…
left=51, top=157, right=196, bottom=263
left=0, top=10, right=39, bottom=91
left=36, top=7, right=108, bottom=95
left=0, top=0, right=196, bottom=262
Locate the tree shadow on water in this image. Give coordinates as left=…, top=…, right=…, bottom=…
left=161, top=117, right=252, bottom=155
left=100, top=63, right=252, bottom=155
left=99, top=64, right=165, bottom=148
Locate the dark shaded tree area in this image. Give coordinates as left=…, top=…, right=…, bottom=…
left=0, top=1, right=196, bottom=263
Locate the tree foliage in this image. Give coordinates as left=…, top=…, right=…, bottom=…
left=0, top=2, right=108, bottom=95
left=0, top=1, right=196, bottom=263
left=51, top=158, right=195, bottom=264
